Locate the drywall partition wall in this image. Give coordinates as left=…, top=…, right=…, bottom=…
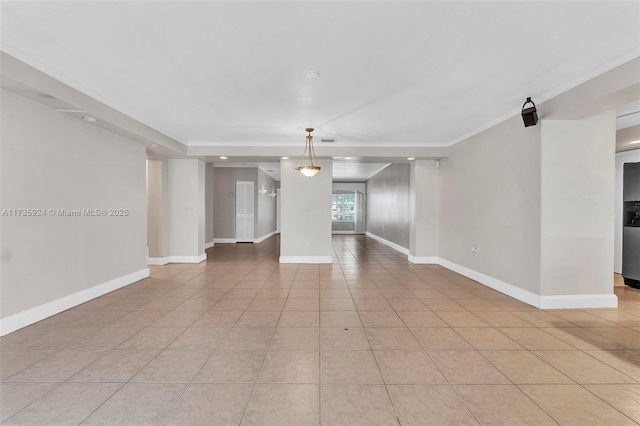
left=197, top=160, right=206, bottom=253
left=205, top=163, right=214, bottom=247
left=540, top=111, right=616, bottom=298
left=213, top=167, right=257, bottom=241
left=366, top=164, right=410, bottom=250
left=147, top=158, right=170, bottom=259
left=257, top=168, right=277, bottom=239
left=0, top=88, right=148, bottom=334
left=615, top=149, right=640, bottom=273
left=168, top=159, right=206, bottom=262
left=280, top=159, right=333, bottom=263
left=409, top=160, right=439, bottom=263
left=439, top=114, right=542, bottom=297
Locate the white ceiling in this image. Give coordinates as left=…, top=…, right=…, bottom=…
left=2, top=1, right=639, bottom=157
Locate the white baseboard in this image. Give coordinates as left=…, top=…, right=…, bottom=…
left=168, top=254, right=207, bottom=263
left=213, top=232, right=277, bottom=245
left=539, top=294, right=618, bottom=309
left=365, top=231, right=409, bottom=255
left=205, top=241, right=215, bottom=249
left=408, top=255, right=439, bottom=264
left=148, top=253, right=206, bottom=265
left=361, top=234, right=619, bottom=309
left=213, top=238, right=237, bottom=243
left=0, top=268, right=150, bottom=336
left=332, top=231, right=356, bottom=235
left=437, top=258, right=541, bottom=308
left=279, top=256, right=333, bottom=264
left=254, top=230, right=277, bottom=244
left=148, top=256, right=170, bottom=265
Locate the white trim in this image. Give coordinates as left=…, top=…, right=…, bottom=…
left=148, top=254, right=207, bottom=265
left=213, top=238, right=237, bottom=243
left=365, top=231, right=409, bottom=255
left=148, top=256, right=170, bottom=266
left=167, top=254, right=207, bottom=264
left=539, top=294, right=618, bottom=309
left=332, top=231, right=357, bottom=235
left=437, top=258, right=541, bottom=308
left=0, top=268, right=150, bottom=336
left=408, top=255, right=439, bottom=264
left=254, top=230, right=277, bottom=243
left=279, top=256, right=333, bottom=264
left=205, top=241, right=215, bottom=249
left=360, top=235, right=618, bottom=309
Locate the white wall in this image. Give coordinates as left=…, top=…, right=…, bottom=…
left=439, top=115, right=542, bottom=294
left=280, top=159, right=333, bottom=263
left=168, top=159, right=206, bottom=259
left=439, top=116, right=540, bottom=293
left=0, top=89, right=148, bottom=330
left=540, top=111, right=616, bottom=295
left=615, top=149, right=640, bottom=273
left=409, top=160, right=439, bottom=261
left=205, top=163, right=214, bottom=246
left=147, top=158, right=170, bottom=258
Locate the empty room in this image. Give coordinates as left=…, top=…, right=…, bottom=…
left=1, top=1, right=640, bottom=425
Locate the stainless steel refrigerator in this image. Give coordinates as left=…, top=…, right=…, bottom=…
left=623, top=162, right=640, bottom=289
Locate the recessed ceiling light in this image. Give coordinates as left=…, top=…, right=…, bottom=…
left=281, top=157, right=289, bottom=160
left=306, top=70, right=320, bottom=80
left=344, top=157, right=352, bottom=160
left=407, top=157, right=416, bottom=161
left=147, top=143, right=158, bottom=148
left=81, top=116, right=98, bottom=123
left=219, top=156, right=228, bottom=160
left=629, top=140, right=640, bottom=145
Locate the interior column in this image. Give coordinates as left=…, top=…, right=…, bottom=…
left=279, top=158, right=333, bottom=263
left=167, top=159, right=206, bottom=263
left=409, top=160, right=440, bottom=263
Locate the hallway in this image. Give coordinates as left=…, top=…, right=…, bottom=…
left=1, top=235, right=639, bottom=425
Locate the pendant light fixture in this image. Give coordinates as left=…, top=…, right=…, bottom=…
left=295, top=127, right=321, bottom=177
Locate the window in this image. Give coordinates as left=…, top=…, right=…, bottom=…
left=332, top=193, right=356, bottom=222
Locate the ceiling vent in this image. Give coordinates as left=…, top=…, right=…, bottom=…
left=320, top=138, right=336, bottom=143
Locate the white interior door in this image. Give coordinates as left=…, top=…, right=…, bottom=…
left=235, top=181, right=255, bottom=242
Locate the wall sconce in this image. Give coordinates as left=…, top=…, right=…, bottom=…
left=521, top=97, right=538, bottom=127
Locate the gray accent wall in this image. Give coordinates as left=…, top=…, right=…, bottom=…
left=1, top=88, right=148, bottom=319
left=213, top=167, right=278, bottom=240
left=366, top=164, right=410, bottom=248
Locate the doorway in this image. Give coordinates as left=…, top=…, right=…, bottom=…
left=235, top=181, right=255, bottom=242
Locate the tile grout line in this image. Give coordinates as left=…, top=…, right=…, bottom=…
left=237, top=263, right=300, bottom=426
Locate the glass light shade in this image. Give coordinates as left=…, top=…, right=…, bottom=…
left=296, top=165, right=321, bottom=177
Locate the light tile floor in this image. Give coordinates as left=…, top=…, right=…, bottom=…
left=1, top=235, right=640, bottom=425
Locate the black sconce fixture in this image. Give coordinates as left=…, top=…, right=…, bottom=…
left=521, top=97, right=538, bottom=127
